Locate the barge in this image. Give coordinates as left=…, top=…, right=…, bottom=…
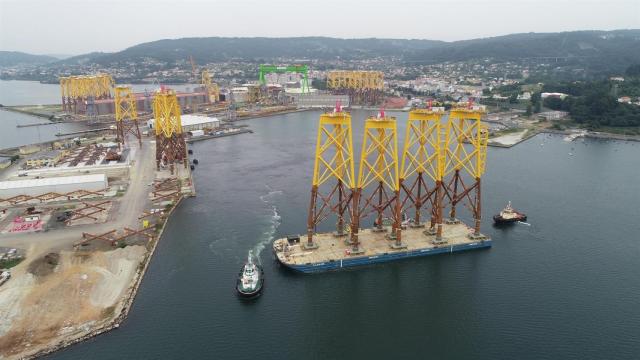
left=273, top=222, right=490, bottom=273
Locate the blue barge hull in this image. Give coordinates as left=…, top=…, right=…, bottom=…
left=275, top=239, right=492, bottom=273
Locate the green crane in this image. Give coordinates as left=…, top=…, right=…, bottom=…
left=258, top=64, right=310, bottom=93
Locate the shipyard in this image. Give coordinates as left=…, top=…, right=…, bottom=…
left=1, top=2, right=640, bottom=358
left=1, top=64, right=495, bottom=356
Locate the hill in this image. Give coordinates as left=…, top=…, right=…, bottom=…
left=0, top=51, right=57, bottom=66
left=58, top=31, right=640, bottom=68
left=406, top=30, right=640, bottom=74
left=62, top=37, right=444, bottom=65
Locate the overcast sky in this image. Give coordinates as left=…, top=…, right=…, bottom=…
left=1, top=0, right=638, bottom=55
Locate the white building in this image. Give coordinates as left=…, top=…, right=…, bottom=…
left=538, top=111, right=569, bottom=120
left=541, top=92, right=568, bottom=100
left=0, top=174, right=108, bottom=198
left=147, top=115, right=220, bottom=132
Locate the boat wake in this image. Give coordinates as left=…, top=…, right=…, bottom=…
left=517, top=221, right=531, bottom=226
left=249, top=185, right=282, bottom=265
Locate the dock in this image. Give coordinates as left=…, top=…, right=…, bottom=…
left=185, top=128, right=252, bottom=143
left=273, top=222, right=490, bottom=273
left=56, top=128, right=112, bottom=136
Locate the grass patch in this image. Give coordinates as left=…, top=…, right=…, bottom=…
left=0, top=257, right=24, bottom=269
left=490, top=127, right=525, bottom=138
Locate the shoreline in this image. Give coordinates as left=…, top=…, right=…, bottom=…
left=488, top=128, right=640, bottom=148
left=231, top=107, right=313, bottom=121
left=19, top=196, right=185, bottom=360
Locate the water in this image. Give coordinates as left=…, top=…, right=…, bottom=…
left=0, top=80, right=61, bottom=106
left=0, top=110, right=89, bottom=150
left=32, top=109, right=640, bottom=360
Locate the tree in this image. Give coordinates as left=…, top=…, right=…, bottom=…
left=626, top=64, right=640, bottom=77
left=525, top=103, right=532, bottom=116
left=544, top=97, right=564, bottom=110
left=531, top=92, right=542, bottom=113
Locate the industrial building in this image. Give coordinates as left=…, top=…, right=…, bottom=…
left=92, top=90, right=209, bottom=115
left=147, top=115, right=220, bottom=132
left=0, top=174, right=108, bottom=198
left=292, top=93, right=350, bottom=108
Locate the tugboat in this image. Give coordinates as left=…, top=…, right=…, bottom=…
left=493, top=201, right=527, bottom=224
left=236, top=254, right=264, bottom=298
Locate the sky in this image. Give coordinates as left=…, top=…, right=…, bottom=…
left=1, top=0, right=639, bottom=55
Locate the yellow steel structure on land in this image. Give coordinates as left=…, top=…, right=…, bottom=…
left=59, top=77, right=71, bottom=102
left=352, top=113, right=402, bottom=249
left=201, top=70, right=220, bottom=103
left=327, top=71, right=384, bottom=90
left=306, top=109, right=356, bottom=247
left=153, top=90, right=182, bottom=138
left=114, top=86, right=142, bottom=147
left=59, top=74, right=113, bottom=100
left=114, top=86, right=137, bottom=122
left=153, top=89, right=187, bottom=173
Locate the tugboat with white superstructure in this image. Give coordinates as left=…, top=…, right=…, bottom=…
left=493, top=201, right=527, bottom=225
left=236, top=254, right=264, bottom=298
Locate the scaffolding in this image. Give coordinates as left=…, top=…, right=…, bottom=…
left=114, top=86, right=142, bottom=148
left=352, top=111, right=402, bottom=251
left=153, top=89, right=187, bottom=174
left=59, top=74, right=113, bottom=114
left=399, top=108, right=446, bottom=237
left=306, top=105, right=355, bottom=249
left=327, top=71, right=384, bottom=105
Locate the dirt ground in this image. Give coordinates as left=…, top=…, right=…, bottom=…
left=0, top=246, right=146, bottom=359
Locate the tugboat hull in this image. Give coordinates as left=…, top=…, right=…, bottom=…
left=493, top=214, right=527, bottom=224
left=236, top=281, right=264, bottom=297
left=236, top=265, right=264, bottom=298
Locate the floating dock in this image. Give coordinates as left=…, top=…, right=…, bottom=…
left=274, top=223, right=490, bottom=273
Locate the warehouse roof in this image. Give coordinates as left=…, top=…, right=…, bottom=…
left=148, top=115, right=219, bottom=127
left=0, top=174, right=107, bottom=190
